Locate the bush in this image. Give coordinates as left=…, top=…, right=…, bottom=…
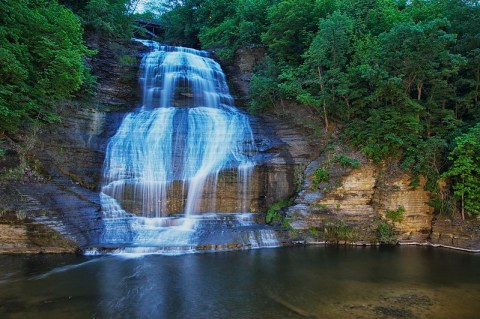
left=324, top=220, right=356, bottom=243
left=332, top=154, right=361, bottom=169
left=308, top=227, right=320, bottom=237
left=311, top=167, right=329, bottom=188
left=265, top=199, right=292, bottom=224
left=377, top=221, right=396, bottom=244
left=385, top=206, right=405, bottom=225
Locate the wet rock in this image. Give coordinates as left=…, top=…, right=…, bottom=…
left=430, top=217, right=480, bottom=250
left=388, top=294, right=433, bottom=307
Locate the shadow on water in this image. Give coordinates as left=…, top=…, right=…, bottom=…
left=0, top=246, right=480, bottom=318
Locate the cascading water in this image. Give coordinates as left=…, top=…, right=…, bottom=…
left=93, top=40, right=281, bottom=254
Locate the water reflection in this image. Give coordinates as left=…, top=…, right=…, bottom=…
left=0, top=246, right=479, bottom=318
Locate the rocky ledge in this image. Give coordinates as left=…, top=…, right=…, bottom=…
left=430, top=216, right=480, bottom=251
left=287, top=159, right=433, bottom=244
left=286, top=154, right=480, bottom=251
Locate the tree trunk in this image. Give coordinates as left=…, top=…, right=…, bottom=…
left=417, top=81, right=423, bottom=101
left=344, top=96, right=350, bottom=120
left=317, top=67, right=329, bottom=132
left=323, top=99, right=328, bottom=132
left=475, top=67, right=479, bottom=107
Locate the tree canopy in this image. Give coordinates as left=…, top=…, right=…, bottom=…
left=0, top=0, right=90, bottom=132
left=0, top=0, right=138, bottom=134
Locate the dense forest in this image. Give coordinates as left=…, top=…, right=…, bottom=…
left=1, top=0, right=479, bottom=219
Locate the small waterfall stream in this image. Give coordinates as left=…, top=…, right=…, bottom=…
left=93, top=40, right=281, bottom=254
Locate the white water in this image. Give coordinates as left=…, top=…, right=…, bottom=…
left=97, top=40, right=278, bottom=253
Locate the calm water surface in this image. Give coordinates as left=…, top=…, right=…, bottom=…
left=0, top=246, right=479, bottom=319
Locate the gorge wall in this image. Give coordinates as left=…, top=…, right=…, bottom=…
left=0, top=42, right=478, bottom=253
left=227, top=47, right=480, bottom=251
left=0, top=40, right=316, bottom=253
left=287, top=160, right=434, bottom=243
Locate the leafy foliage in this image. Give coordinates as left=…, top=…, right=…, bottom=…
left=81, top=0, right=135, bottom=38
left=311, top=167, right=329, bottom=189
left=323, top=220, right=356, bottom=243
left=199, top=0, right=275, bottom=60
left=0, top=0, right=90, bottom=132
left=60, top=0, right=135, bottom=39
left=265, top=199, right=292, bottom=224
left=261, top=0, right=322, bottom=66
left=443, top=123, right=480, bottom=217
left=385, top=206, right=406, bottom=225
left=332, top=154, right=361, bottom=169
left=377, top=221, right=396, bottom=244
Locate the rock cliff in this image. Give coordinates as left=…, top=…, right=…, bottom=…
left=0, top=40, right=316, bottom=253
left=0, top=41, right=478, bottom=253
left=0, top=38, right=142, bottom=253
left=287, top=160, right=434, bottom=244
left=430, top=217, right=480, bottom=251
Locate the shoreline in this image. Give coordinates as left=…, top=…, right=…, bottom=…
left=297, top=240, right=480, bottom=253
left=1, top=240, right=479, bottom=255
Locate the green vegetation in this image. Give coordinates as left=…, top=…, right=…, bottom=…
left=59, top=0, right=136, bottom=39
left=323, top=220, right=356, bottom=243
left=442, top=123, right=480, bottom=218
left=311, top=167, right=329, bottom=188
left=332, top=154, right=361, bottom=169
left=308, top=227, right=320, bottom=237
left=375, top=206, right=405, bottom=244
left=0, top=0, right=138, bottom=136
left=265, top=199, right=292, bottom=224
left=377, top=221, right=396, bottom=245
left=0, top=0, right=90, bottom=133
left=307, top=220, right=357, bottom=243
left=385, top=206, right=406, bottom=225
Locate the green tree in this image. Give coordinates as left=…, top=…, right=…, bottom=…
left=300, top=11, right=354, bottom=130
left=249, top=57, right=285, bottom=113
left=155, top=0, right=204, bottom=47
left=261, top=0, right=324, bottom=65
left=443, top=123, right=480, bottom=219
left=346, top=17, right=464, bottom=185
left=60, top=0, right=136, bottom=39
left=338, top=0, right=402, bottom=36
left=0, top=0, right=90, bottom=132
left=81, top=0, right=135, bottom=39
left=199, top=0, right=275, bottom=60
left=378, top=19, right=463, bottom=104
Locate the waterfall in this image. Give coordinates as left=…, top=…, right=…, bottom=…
left=95, top=40, right=280, bottom=254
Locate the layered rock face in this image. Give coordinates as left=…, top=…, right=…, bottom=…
left=287, top=160, right=434, bottom=243
left=40, top=108, right=315, bottom=217
left=373, top=175, right=433, bottom=240
left=0, top=39, right=143, bottom=252
left=0, top=222, right=77, bottom=254
left=0, top=40, right=316, bottom=252
left=430, top=217, right=480, bottom=250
